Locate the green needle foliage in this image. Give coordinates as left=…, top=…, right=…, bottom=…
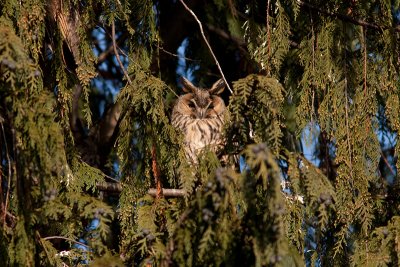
left=1, top=0, right=400, bottom=266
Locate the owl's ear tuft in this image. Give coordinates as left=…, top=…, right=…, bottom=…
left=180, top=77, right=197, bottom=93
left=209, top=79, right=225, bottom=95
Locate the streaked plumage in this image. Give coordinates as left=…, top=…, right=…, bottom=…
left=172, top=77, right=227, bottom=164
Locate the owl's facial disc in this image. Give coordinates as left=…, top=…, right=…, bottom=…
left=189, top=99, right=213, bottom=119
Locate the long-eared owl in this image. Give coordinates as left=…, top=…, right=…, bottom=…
left=172, top=77, right=227, bottom=164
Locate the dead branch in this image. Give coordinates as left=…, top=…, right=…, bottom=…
left=96, top=181, right=186, bottom=198
left=179, top=0, right=233, bottom=94
left=97, top=182, right=123, bottom=193
left=148, top=188, right=185, bottom=198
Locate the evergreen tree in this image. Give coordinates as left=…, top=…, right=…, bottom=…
left=0, top=0, right=399, bottom=266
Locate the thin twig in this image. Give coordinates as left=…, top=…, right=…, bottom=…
left=112, top=20, right=132, bottom=85
left=43, top=236, right=91, bottom=248
left=179, top=0, right=233, bottom=94
left=157, top=45, right=201, bottom=62
left=97, top=32, right=128, bottom=64
left=123, top=46, right=179, bottom=98
left=1, top=121, right=11, bottom=228
left=103, top=173, right=120, bottom=183
left=381, top=152, right=396, bottom=176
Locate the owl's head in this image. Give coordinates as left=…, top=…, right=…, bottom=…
left=180, top=77, right=226, bottom=119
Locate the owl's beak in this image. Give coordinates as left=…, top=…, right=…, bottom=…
left=199, top=101, right=213, bottom=118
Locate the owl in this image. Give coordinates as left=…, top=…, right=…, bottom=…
left=172, top=77, right=227, bottom=164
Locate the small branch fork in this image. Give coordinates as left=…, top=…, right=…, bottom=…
left=179, top=0, right=233, bottom=94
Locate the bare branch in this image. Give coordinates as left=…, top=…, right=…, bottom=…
left=96, top=181, right=186, bottom=198
left=112, top=20, right=132, bottom=85
left=148, top=188, right=185, bottom=198
left=179, top=0, right=233, bottom=94
left=97, top=33, right=128, bottom=64
left=96, top=182, right=122, bottom=193
left=381, top=152, right=396, bottom=176
left=1, top=120, right=12, bottom=227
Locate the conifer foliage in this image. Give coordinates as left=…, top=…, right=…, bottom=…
left=0, top=0, right=400, bottom=266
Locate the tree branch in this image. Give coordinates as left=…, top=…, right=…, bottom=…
left=97, top=32, right=128, bottom=64
left=42, top=236, right=90, bottom=248
left=148, top=188, right=185, bottom=198
left=298, top=0, right=400, bottom=32
left=381, top=151, right=396, bottom=176
left=179, top=0, right=233, bottom=94
left=151, top=144, right=163, bottom=199
left=48, top=0, right=82, bottom=64
left=98, top=103, right=121, bottom=145
left=70, top=84, right=82, bottom=133
left=157, top=45, right=201, bottom=62
left=112, top=20, right=132, bottom=84
left=205, top=24, right=245, bottom=47
left=96, top=182, right=186, bottom=198
left=1, top=120, right=12, bottom=227
left=97, top=182, right=123, bottom=193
